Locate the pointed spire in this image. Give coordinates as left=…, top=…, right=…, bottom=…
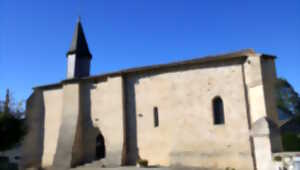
left=67, top=18, right=92, bottom=58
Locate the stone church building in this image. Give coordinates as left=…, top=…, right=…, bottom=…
left=21, top=20, right=282, bottom=170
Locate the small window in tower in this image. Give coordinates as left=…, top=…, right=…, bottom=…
left=154, top=107, right=159, bottom=127
left=213, top=96, right=225, bottom=125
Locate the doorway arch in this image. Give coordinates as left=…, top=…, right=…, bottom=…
left=96, top=133, right=106, bottom=160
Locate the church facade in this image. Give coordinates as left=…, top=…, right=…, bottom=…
left=21, top=20, right=282, bottom=170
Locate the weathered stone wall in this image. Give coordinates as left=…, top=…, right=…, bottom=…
left=23, top=52, right=280, bottom=170
left=21, top=90, right=45, bottom=170
left=41, top=89, right=63, bottom=168
left=122, top=75, right=139, bottom=165
left=23, top=77, right=125, bottom=169
left=78, top=82, right=99, bottom=165
left=90, top=77, right=124, bottom=166
left=243, top=55, right=279, bottom=124
left=260, top=57, right=282, bottom=153
left=261, top=57, right=279, bottom=125
left=51, top=83, right=85, bottom=169
left=126, top=60, right=255, bottom=169
left=50, top=82, right=99, bottom=169
left=244, top=54, right=282, bottom=170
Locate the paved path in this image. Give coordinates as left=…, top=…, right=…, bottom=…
left=68, top=160, right=208, bottom=170
left=72, top=165, right=208, bottom=170
left=72, top=167, right=168, bottom=170
left=72, top=167, right=207, bottom=170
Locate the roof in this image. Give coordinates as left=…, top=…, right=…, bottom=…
left=34, top=49, right=276, bottom=90
left=66, top=18, right=92, bottom=58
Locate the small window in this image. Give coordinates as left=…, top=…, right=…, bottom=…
left=153, top=107, right=159, bottom=127
left=213, top=97, right=225, bottom=125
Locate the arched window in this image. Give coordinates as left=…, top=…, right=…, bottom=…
left=213, top=96, right=225, bottom=125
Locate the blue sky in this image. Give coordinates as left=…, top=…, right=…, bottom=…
left=0, top=0, right=299, bottom=102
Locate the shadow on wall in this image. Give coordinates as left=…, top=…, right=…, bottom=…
left=21, top=90, right=45, bottom=170
left=51, top=82, right=107, bottom=169
left=122, top=75, right=139, bottom=165
left=71, top=82, right=106, bottom=167
left=251, top=116, right=282, bottom=153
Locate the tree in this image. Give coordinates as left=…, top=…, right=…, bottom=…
left=3, top=89, right=10, bottom=114
left=276, top=78, right=300, bottom=151
left=275, top=78, right=300, bottom=116
left=0, top=89, right=26, bottom=152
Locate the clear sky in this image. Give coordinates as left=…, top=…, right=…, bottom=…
left=0, top=0, right=299, bottom=102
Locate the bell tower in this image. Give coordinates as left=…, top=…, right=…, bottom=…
left=66, top=18, right=92, bottom=79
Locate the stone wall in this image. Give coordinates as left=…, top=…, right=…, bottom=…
left=52, top=83, right=81, bottom=169
left=90, top=77, right=124, bottom=166
left=244, top=54, right=282, bottom=170
left=126, top=59, right=255, bottom=169
left=41, top=89, right=63, bottom=167
left=22, top=52, right=280, bottom=170
left=51, top=82, right=101, bottom=169
left=261, top=57, right=279, bottom=125
left=21, top=90, right=45, bottom=170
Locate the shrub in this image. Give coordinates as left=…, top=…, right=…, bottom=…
left=0, top=112, right=26, bottom=151
left=281, top=132, right=300, bottom=151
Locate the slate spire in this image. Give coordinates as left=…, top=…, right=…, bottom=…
left=67, top=17, right=92, bottom=58
left=66, top=18, right=92, bottom=79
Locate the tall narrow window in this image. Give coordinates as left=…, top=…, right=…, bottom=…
left=154, top=107, right=159, bottom=127
left=213, top=97, right=225, bottom=125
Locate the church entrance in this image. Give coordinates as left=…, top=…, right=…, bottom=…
left=96, top=133, right=106, bottom=160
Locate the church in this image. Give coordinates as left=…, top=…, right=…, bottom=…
left=21, top=19, right=282, bottom=170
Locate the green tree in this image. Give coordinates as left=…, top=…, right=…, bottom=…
left=275, top=78, right=300, bottom=115
left=0, top=89, right=26, bottom=151
left=276, top=78, right=300, bottom=151
left=3, top=89, right=10, bottom=115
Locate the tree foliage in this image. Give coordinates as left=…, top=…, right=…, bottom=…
left=275, top=78, right=300, bottom=115
left=0, top=113, right=26, bottom=151
left=276, top=78, right=300, bottom=151
left=0, top=89, right=26, bottom=152
left=281, top=132, right=300, bottom=151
